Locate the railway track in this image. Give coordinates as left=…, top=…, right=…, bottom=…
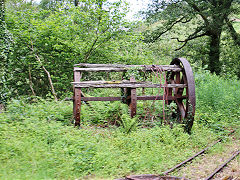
left=117, top=130, right=240, bottom=180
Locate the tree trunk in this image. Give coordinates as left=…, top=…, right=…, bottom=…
left=74, top=0, right=79, bottom=7
left=208, top=33, right=221, bottom=75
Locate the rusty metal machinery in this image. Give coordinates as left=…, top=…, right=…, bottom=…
left=72, top=58, right=196, bottom=132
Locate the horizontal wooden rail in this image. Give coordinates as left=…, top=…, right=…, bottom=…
left=72, top=81, right=187, bottom=88
left=74, top=63, right=179, bottom=68
left=73, top=65, right=182, bottom=72
left=80, top=95, right=187, bottom=101
left=74, top=67, right=126, bottom=72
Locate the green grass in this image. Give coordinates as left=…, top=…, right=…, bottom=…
left=0, top=100, right=217, bottom=179
left=0, top=70, right=239, bottom=179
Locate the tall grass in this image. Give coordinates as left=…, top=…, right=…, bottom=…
left=195, top=69, right=240, bottom=131
left=0, top=100, right=216, bottom=179
left=0, top=70, right=239, bottom=179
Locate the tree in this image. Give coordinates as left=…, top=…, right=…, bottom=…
left=144, top=0, right=240, bottom=75
left=0, top=0, right=13, bottom=103
left=4, top=0, right=144, bottom=98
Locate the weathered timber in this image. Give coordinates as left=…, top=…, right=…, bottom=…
left=80, top=95, right=187, bottom=102
left=130, top=77, right=137, bottom=118
left=137, top=95, right=187, bottom=100
left=74, top=67, right=126, bottom=72
left=73, top=65, right=182, bottom=72
left=73, top=82, right=187, bottom=88
left=72, top=58, right=196, bottom=133
left=74, top=88, right=81, bottom=126
left=0, top=104, right=4, bottom=113
left=75, top=63, right=180, bottom=68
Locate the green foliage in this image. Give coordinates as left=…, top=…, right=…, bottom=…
left=3, top=0, right=149, bottom=99
left=0, top=98, right=220, bottom=179
left=0, top=0, right=14, bottom=104
left=1, top=0, right=240, bottom=179
left=144, top=0, right=240, bottom=75
left=0, top=68, right=240, bottom=179
left=220, top=32, right=240, bottom=79
left=195, top=69, right=240, bottom=131
left=120, top=114, right=138, bottom=134
left=81, top=101, right=129, bottom=125
left=124, top=66, right=146, bottom=81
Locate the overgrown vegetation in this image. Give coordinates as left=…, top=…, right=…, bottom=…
left=0, top=98, right=219, bottom=179
left=0, top=0, right=240, bottom=179
left=195, top=69, right=240, bottom=131
left=144, top=0, right=240, bottom=75
left=0, top=71, right=239, bottom=179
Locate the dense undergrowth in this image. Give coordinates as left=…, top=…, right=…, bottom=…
left=0, top=70, right=239, bottom=179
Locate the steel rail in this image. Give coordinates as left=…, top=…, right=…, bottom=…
left=204, top=150, right=240, bottom=180
left=163, top=130, right=235, bottom=175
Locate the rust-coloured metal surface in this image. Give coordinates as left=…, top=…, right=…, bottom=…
left=205, top=150, right=240, bottom=180
left=117, top=174, right=188, bottom=180
left=72, top=58, right=196, bottom=131
left=163, top=130, right=235, bottom=176
left=170, top=58, right=196, bottom=117
left=115, top=131, right=236, bottom=180
left=169, top=58, right=196, bottom=132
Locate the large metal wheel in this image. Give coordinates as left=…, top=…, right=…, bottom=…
left=167, top=58, right=196, bottom=133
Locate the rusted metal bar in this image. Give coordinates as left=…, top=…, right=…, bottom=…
left=73, top=82, right=187, bottom=88
left=72, top=80, right=133, bottom=84
left=204, top=150, right=240, bottom=180
left=170, top=58, right=196, bottom=133
left=163, top=130, right=235, bottom=175
left=73, top=70, right=82, bottom=126
left=121, top=174, right=188, bottom=180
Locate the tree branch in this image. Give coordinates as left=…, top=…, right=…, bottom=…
left=30, top=40, right=58, bottom=101
left=172, top=27, right=207, bottom=51
left=84, top=3, right=111, bottom=61
left=146, top=16, right=192, bottom=42
left=225, top=17, right=240, bottom=46
left=186, top=1, right=209, bottom=26
left=28, top=65, right=36, bottom=96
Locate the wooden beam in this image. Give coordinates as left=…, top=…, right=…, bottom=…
left=74, top=67, right=126, bottom=72
left=72, top=81, right=187, bottom=88
left=77, top=95, right=187, bottom=102
left=73, top=65, right=182, bottom=72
